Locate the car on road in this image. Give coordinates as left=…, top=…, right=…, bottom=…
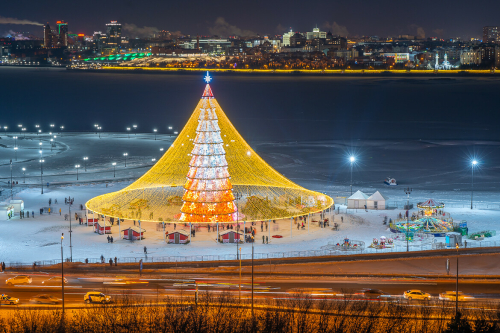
left=0, top=294, right=19, bottom=305
left=358, top=289, right=392, bottom=299
left=84, top=292, right=111, bottom=304
left=439, top=291, right=473, bottom=302
left=6, top=275, right=32, bottom=286
left=30, top=294, right=61, bottom=304
left=404, top=290, right=431, bottom=301
left=42, top=276, right=68, bottom=286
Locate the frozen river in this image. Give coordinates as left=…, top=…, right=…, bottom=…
left=0, top=133, right=499, bottom=263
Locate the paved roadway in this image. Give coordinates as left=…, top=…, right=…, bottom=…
left=1, top=271, right=500, bottom=309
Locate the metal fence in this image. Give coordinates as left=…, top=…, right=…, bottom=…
left=5, top=239, right=499, bottom=269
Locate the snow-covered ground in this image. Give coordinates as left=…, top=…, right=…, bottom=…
left=1, top=133, right=500, bottom=263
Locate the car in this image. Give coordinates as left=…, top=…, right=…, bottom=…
left=358, top=289, right=391, bottom=299
left=30, top=294, right=61, bottom=304
left=84, top=292, right=111, bottom=304
left=404, top=290, right=431, bottom=301
left=0, top=294, right=19, bottom=305
left=439, top=291, right=473, bottom=302
left=6, top=275, right=32, bottom=286
left=42, top=276, right=68, bottom=286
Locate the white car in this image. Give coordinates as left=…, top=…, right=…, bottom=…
left=439, top=291, right=473, bottom=301
left=404, top=290, right=431, bottom=301
left=6, top=275, right=32, bottom=286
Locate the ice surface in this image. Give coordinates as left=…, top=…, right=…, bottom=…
left=0, top=133, right=499, bottom=263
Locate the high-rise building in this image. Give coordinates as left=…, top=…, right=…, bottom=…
left=283, top=29, right=293, bottom=46
left=43, top=23, right=52, bottom=48
left=57, top=21, right=68, bottom=47
left=106, top=21, right=122, bottom=46
left=306, top=27, right=326, bottom=40
left=483, top=26, right=498, bottom=43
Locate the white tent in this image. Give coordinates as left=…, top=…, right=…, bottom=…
left=367, top=191, right=389, bottom=210
left=347, top=190, right=369, bottom=209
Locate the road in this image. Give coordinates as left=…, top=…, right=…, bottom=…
left=1, top=271, right=500, bottom=309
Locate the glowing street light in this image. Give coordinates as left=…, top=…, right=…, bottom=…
left=75, top=164, right=81, bottom=180
left=123, top=153, right=128, bottom=167
left=83, top=156, right=88, bottom=172
left=349, top=156, right=356, bottom=195
left=471, top=160, right=478, bottom=209
left=153, top=128, right=157, bottom=140
left=127, top=127, right=131, bottom=138
left=3, top=126, right=8, bottom=134
left=22, top=167, right=26, bottom=183
left=50, top=124, right=55, bottom=129
left=22, top=128, right=26, bottom=138
left=133, top=124, right=137, bottom=135
left=112, top=162, right=116, bottom=177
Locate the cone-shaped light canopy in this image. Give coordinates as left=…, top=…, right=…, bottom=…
left=86, top=77, right=333, bottom=223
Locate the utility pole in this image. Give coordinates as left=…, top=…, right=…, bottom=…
left=61, top=233, right=65, bottom=318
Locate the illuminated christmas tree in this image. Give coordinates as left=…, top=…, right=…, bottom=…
left=180, top=73, right=237, bottom=223
left=87, top=71, right=333, bottom=223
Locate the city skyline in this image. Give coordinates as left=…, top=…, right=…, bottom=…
left=1, top=0, right=500, bottom=40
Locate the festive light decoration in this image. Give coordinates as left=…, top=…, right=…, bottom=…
left=86, top=74, right=333, bottom=223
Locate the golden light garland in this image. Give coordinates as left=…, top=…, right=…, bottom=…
left=86, top=78, right=333, bottom=223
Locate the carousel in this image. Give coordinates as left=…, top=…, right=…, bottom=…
left=417, top=199, right=445, bottom=210
left=391, top=199, right=452, bottom=237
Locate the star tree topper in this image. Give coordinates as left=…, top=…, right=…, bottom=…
left=204, top=71, right=212, bottom=83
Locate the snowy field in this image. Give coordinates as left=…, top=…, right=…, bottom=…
left=1, top=132, right=500, bottom=263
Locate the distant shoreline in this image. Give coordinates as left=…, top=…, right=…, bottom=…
left=68, top=67, right=499, bottom=77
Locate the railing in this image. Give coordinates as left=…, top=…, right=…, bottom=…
left=5, top=240, right=499, bottom=269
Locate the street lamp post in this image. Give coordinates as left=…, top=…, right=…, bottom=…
left=153, top=129, right=157, bottom=140
left=127, top=127, right=131, bottom=139
left=404, top=187, right=412, bottom=252
left=75, top=165, right=80, bottom=180
left=98, top=126, right=102, bottom=138
left=60, top=126, right=64, bottom=136
left=239, top=247, right=242, bottom=303
left=455, top=242, right=459, bottom=315
left=39, top=142, right=44, bottom=194
left=112, top=162, right=116, bottom=177
left=349, top=156, right=355, bottom=195
left=13, top=136, right=18, bottom=161
left=133, top=124, right=137, bottom=135
left=22, top=128, right=26, bottom=138
left=10, top=159, right=13, bottom=199
left=61, top=233, right=65, bottom=316
left=235, top=192, right=242, bottom=259
left=123, top=153, right=128, bottom=167
left=471, top=160, right=478, bottom=210
left=83, top=157, right=88, bottom=172
left=22, top=168, right=26, bottom=183
left=251, top=238, right=254, bottom=318
left=66, top=198, right=74, bottom=262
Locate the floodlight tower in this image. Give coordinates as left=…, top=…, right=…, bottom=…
left=349, top=156, right=355, bottom=195
left=471, top=160, right=478, bottom=209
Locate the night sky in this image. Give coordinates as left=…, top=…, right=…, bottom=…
left=0, top=0, right=498, bottom=39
